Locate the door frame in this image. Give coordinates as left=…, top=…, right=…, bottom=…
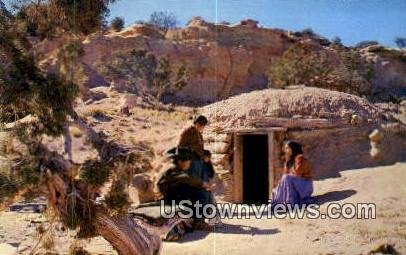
left=232, top=131, right=276, bottom=203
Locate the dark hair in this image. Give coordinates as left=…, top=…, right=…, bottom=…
left=194, top=115, right=208, bottom=126
left=167, top=147, right=195, bottom=163
left=203, top=149, right=212, bottom=157
left=285, top=141, right=303, bottom=168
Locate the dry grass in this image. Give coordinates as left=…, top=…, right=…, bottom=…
left=69, top=126, right=83, bottom=138
left=78, top=106, right=114, bottom=119
left=41, top=233, right=55, bottom=251
left=130, top=107, right=190, bottom=123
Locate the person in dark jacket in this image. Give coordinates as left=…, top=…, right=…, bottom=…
left=157, top=147, right=213, bottom=229
left=178, top=115, right=210, bottom=189
left=178, top=115, right=208, bottom=159
left=158, top=147, right=204, bottom=204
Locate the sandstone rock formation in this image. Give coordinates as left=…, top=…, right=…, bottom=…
left=32, top=18, right=405, bottom=105
left=119, top=18, right=292, bottom=103
left=360, top=46, right=406, bottom=100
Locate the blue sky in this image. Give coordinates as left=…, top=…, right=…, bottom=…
left=4, top=0, right=405, bottom=47
left=107, top=0, right=405, bottom=47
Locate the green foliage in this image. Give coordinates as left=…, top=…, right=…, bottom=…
left=80, top=160, right=111, bottom=186
left=0, top=174, right=17, bottom=202
left=374, top=47, right=406, bottom=63
left=101, top=49, right=189, bottom=100
left=58, top=41, right=85, bottom=72
left=12, top=0, right=117, bottom=38
left=101, top=49, right=156, bottom=82
left=173, top=63, right=188, bottom=90
left=126, top=151, right=154, bottom=174
left=1, top=6, right=78, bottom=132
left=394, top=37, right=406, bottom=49
left=0, top=19, right=78, bottom=135
left=268, top=44, right=374, bottom=96
left=0, top=153, right=42, bottom=202
left=62, top=191, right=97, bottom=238
left=17, top=164, right=41, bottom=185
left=104, top=180, right=129, bottom=213
left=301, top=28, right=318, bottom=37
left=57, top=0, right=116, bottom=34
left=332, top=36, right=343, bottom=46
left=57, top=40, right=88, bottom=94
left=333, top=48, right=374, bottom=96
left=268, top=44, right=333, bottom=89
left=110, top=16, right=124, bottom=32
left=148, top=11, right=177, bottom=33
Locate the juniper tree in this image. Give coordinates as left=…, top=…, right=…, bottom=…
left=268, top=43, right=334, bottom=89
left=148, top=11, right=178, bottom=33
left=0, top=2, right=161, bottom=255
left=11, top=0, right=117, bottom=38
left=111, top=16, right=125, bottom=32
left=268, top=43, right=373, bottom=97
left=394, top=37, right=406, bottom=49
left=332, top=36, right=343, bottom=46
left=101, top=49, right=189, bottom=102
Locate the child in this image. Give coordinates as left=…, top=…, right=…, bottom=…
left=202, top=149, right=215, bottom=188
left=202, top=150, right=222, bottom=226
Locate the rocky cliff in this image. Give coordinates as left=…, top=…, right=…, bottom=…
left=34, top=17, right=406, bottom=105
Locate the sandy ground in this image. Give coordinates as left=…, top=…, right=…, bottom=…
left=1, top=89, right=405, bottom=254
left=0, top=162, right=405, bottom=254
left=162, top=162, right=406, bottom=255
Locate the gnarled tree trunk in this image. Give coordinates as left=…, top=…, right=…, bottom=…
left=5, top=112, right=162, bottom=255
left=95, top=212, right=161, bottom=255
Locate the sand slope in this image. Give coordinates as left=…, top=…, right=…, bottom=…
left=162, top=162, right=406, bottom=255
left=0, top=163, right=405, bottom=254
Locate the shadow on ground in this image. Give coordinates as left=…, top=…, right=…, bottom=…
left=313, top=189, right=357, bottom=205
left=177, top=224, right=280, bottom=243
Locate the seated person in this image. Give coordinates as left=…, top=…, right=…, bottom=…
left=157, top=147, right=212, bottom=229
left=203, top=149, right=215, bottom=183
left=272, top=141, right=314, bottom=206
left=202, top=150, right=222, bottom=226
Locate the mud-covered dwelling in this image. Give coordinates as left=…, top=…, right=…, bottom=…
left=201, top=87, right=406, bottom=203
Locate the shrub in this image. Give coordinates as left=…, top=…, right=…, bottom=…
left=268, top=44, right=333, bottom=89
left=111, top=17, right=125, bottom=32
left=100, top=49, right=189, bottom=101
left=268, top=44, right=374, bottom=96
left=148, top=11, right=178, bottom=32
left=394, top=37, right=406, bottom=49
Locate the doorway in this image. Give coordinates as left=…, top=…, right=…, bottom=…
left=242, top=134, right=269, bottom=204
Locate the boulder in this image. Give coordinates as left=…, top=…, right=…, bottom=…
left=239, top=19, right=259, bottom=28
left=369, top=129, right=382, bottom=143
left=131, top=173, right=155, bottom=204
left=350, top=114, right=363, bottom=126
left=114, top=24, right=164, bottom=39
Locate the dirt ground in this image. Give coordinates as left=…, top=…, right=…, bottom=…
left=1, top=88, right=405, bottom=254
left=162, top=162, right=406, bottom=255
left=1, top=162, right=405, bottom=254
